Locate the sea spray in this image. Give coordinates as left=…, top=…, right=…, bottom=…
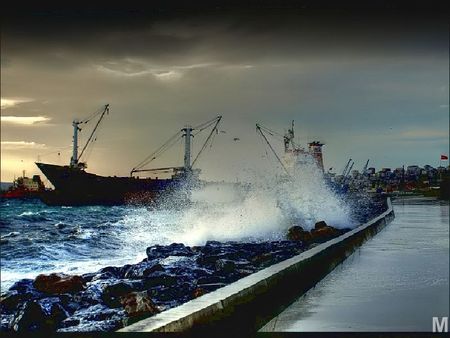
left=152, top=155, right=355, bottom=245
left=276, top=154, right=354, bottom=230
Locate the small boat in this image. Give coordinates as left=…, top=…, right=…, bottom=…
left=1, top=173, right=46, bottom=199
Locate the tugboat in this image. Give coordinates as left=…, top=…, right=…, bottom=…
left=36, top=104, right=222, bottom=206
left=1, top=172, right=46, bottom=199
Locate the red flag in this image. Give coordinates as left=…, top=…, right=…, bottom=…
left=441, top=154, right=449, bottom=160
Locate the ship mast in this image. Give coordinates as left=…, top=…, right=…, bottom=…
left=182, top=126, right=193, bottom=171
left=284, top=120, right=295, bottom=153
left=70, top=119, right=82, bottom=167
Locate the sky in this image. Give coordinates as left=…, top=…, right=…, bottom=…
left=1, top=4, right=449, bottom=183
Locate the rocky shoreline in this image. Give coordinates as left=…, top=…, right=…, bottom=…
left=1, top=197, right=387, bottom=332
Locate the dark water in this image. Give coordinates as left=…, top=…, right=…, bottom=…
left=261, top=197, right=449, bottom=332
left=0, top=199, right=185, bottom=293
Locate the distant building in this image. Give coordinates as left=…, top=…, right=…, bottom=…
left=394, top=167, right=404, bottom=175
left=407, top=165, right=420, bottom=175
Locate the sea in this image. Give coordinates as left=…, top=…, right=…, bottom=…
left=0, top=163, right=356, bottom=294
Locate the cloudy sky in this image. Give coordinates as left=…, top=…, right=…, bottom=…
left=1, top=4, right=448, bottom=182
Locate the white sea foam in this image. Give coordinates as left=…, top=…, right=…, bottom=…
left=119, top=157, right=354, bottom=247
left=1, top=231, right=20, bottom=239
left=18, top=211, right=38, bottom=217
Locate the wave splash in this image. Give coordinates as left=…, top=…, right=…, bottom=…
left=121, top=157, right=354, bottom=246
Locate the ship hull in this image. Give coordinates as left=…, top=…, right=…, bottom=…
left=1, top=189, right=41, bottom=199
left=35, top=162, right=182, bottom=206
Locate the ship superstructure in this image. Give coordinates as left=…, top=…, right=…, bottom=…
left=1, top=172, right=46, bottom=199
left=256, top=120, right=325, bottom=175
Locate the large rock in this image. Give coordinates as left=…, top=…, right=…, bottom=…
left=11, top=298, right=68, bottom=332
left=192, top=287, right=207, bottom=299
left=122, top=261, right=164, bottom=279
left=287, top=225, right=312, bottom=242
left=58, top=304, right=125, bottom=332
left=9, top=279, right=38, bottom=294
left=142, top=272, right=178, bottom=289
left=1, top=290, right=33, bottom=315
left=62, top=304, right=125, bottom=323
left=215, top=259, right=236, bottom=274
left=34, top=273, right=85, bottom=295
left=96, top=266, right=122, bottom=279
left=101, top=281, right=136, bottom=308
left=146, top=243, right=194, bottom=260
left=314, top=221, right=328, bottom=230
left=148, top=284, right=193, bottom=303
left=310, top=225, right=341, bottom=243
left=120, top=291, right=160, bottom=318
left=250, top=252, right=274, bottom=267
left=58, top=319, right=123, bottom=332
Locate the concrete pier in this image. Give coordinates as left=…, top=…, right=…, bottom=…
left=118, top=198, right=394, bottom=334
left=260, top=197, right=449, bottom=332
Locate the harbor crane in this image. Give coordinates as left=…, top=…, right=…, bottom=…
left=342, top=159, right=352, bottom=176
left=362, top=159, right=370, bottom=175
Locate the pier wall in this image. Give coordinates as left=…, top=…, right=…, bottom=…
left=118, top=198, right=394, bottom=334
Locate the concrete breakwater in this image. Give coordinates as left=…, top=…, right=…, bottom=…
left=119, top=198, right=394, bottom=334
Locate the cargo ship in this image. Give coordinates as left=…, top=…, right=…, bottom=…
left=1, top=172, right=46, bottom=199
left=36, top=105, right=222, bottom=206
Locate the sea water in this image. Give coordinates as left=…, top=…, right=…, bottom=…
left=0, top=162, right=355, bottom=293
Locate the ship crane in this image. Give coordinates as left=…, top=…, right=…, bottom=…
left=343, top=160, right=354, bottom=185
left=342, top=158, right=352, bottom=177
left=362, top=159, right=370, bottom=175
left=130, top=115, right=222, bottom=177
left=71, top=104, right=110, bottom=169
left=345, top=161, right=354, bottom=178
left=256, top=123, right=291, bottom=176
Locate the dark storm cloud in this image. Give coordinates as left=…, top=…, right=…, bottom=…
left=2, top=6, right=447, bottom=70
